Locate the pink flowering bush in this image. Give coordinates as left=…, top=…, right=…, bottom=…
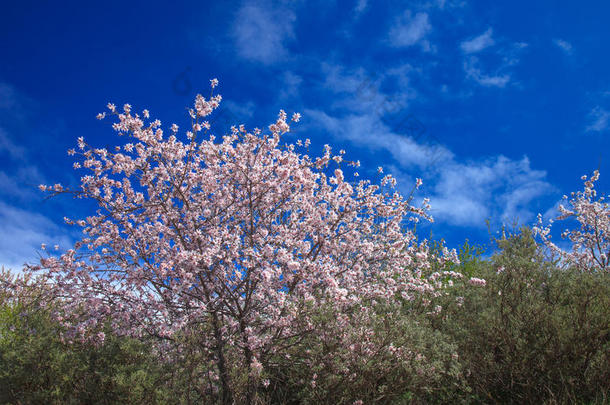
left=31, top=81, right=458, bottom=403
left=0, top=268, right=180, bottom=404
left=261, top=298, right=468, bottom=404
left=534, top=170, right=609, bottom=272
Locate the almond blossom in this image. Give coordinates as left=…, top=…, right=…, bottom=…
left=534, top=170, right=609, bottom=272
left=31, top=80, right=457, bottom=403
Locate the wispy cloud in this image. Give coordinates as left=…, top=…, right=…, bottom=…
left=278, top=71, right=303, bottom=101
left=585, top=106, right=610, bottom=132
left=460, top=28, right=494, bottom=54
left=553, top=38, right=573, bottom=54
left=0, top=84, right=46, bottom=195
left=353, top=0, right=368, bottom=17
left=304, top=109, right=453, bottom=168
left=0, top=202, right=73, bottom=271
left=0, top=81, right=72, bottom=271
left=0, top=82, right=20, bottom=110
left=232, top=0, right=297, bottom=64
left=0, top=128, right=26, bottom=159
left=430, top=156, right=552, bottom=226
left=320, top=63, right=418, bottom=115
left=388, top=11, right=432, bottom=50
left=459, top=29, right=526, bottom=89
left=502, top=41, right=528, bottom=66
left=308, top=107, right=552, bottom=227
left=0, top=166, right=45, bottom=201
left=430, top=0, right=466, bottom=10
left=0, top=83, right=47, bottom=200
left=463, top=57, right=511, bottom=88
left=0, top=81, right=32, bottom=121
left=302, top=62, right=552, bottom=228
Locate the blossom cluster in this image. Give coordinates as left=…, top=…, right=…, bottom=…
left=534, top=170, right=609, bottom=272
left=31, top=80, right=459, bottom=396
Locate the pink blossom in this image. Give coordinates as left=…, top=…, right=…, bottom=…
left=534, top=170, right=609, bottom=272
left=32, top=81, right=459, bottom=399
left=468, top=277, right=486, bottom=287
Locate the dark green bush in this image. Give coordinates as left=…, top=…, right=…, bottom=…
left=0, top=276, right=172, bottom=405
left=432, top=228, right=610, bottom=404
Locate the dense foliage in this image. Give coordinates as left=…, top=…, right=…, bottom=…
left=1, top=86, right=609, bottom=404
left=431, top=230, right=609, bottom=404
left=3, top=229, right=608, bottom=404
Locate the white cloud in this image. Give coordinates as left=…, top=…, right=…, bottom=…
left=354, top=0, right=368, bottom=16
left=428, top=0, right=466, bottom=10
left=278, top=71, right=303, bottom=101
left=222, top=99, right=255, bottom=120
left=0, top=82, right=19, bottom=110
left=428, top=157, right=552, bottom=227
left=424, top=156, right=546, bottom=225
left=501, top=42, right=528, bottom=67
left=458, top=30, right=527, bottom=89
left=553, top=38, right=573, bottom=54
left=0, top=166, right=45, bottom=200
left=0, top=81, right=73, bottom=271
left=0, top=202, right=73, bottom=271
left=388, top=11, right=432, bottom=50
left=0, top=85, right=47, bottom=202
left=385, top=63, right=418, bottom=89
left=307, top=107, right=553, bottom=228
left=463, top=57, right=511, bottom=88
left=0, top=128, right=26, bottom=159
left=232, top=0, right=296, bottom=64
left=322, top=64, right=371, bottom=95
left=541, top=199, right=562, bottom=222
left=320, top=63, right=418, bottom=115
left=585, top=106, right=610, bottom=132
left=0, top=81, right=32, bottom=122
left=460, top=28, right=495, bottom=54
left=304, top=109, right=453, bottom=169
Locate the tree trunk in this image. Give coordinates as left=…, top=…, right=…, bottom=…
left=212, top=312, right=232, bottom=405
left=241, top=321, right=255, bottom=405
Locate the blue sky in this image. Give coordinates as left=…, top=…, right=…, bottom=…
left=1, top=0, right=609, bottom=269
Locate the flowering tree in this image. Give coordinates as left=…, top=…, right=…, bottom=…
left=32, top=80, right=456, bottom=403
left=0, top=268, right=50, bottom=311
left=534, top=170, right=609, bottom=272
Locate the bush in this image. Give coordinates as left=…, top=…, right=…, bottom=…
left=261, top=300, right=468, bottom=404
left=3, top=228, right=609, bottom=404
left=0, top=270, right=171, bottom=404
left=431, top=229, right=610, bottom=404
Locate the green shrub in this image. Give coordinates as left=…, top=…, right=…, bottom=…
left=0, top=272, right=171, bottom=405
left=432, top=228, right=610, bottom=404
left=258, top=299, right=469, bottom=405
left=2, top=227, right=609, bottom=405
